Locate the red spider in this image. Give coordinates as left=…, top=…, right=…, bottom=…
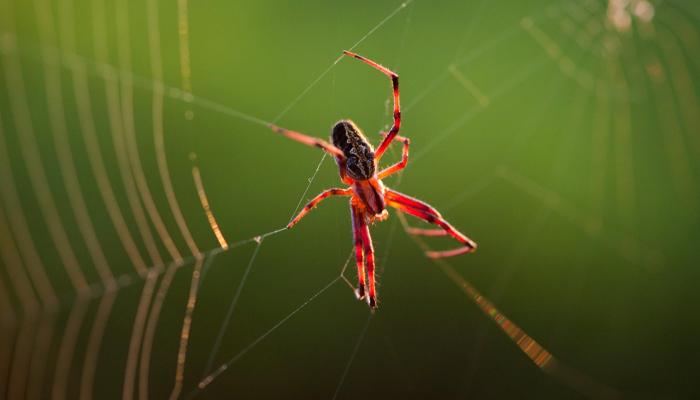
left=269, top=51, right=477, bottom=309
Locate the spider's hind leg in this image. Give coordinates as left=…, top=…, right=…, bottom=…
left=406, top=227, right=449, bottom=237
left=351, top=204, right=367, bottom=302
left=360, top=223, right=378, bottom=309
left=354, top=285, right=366, bottom=301
left=386, top=189, right=477, bottom=258
left=351, top=203, right=377, bottom=309
left=353, top=236, right=366, bottom=302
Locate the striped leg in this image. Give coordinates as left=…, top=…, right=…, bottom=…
left=378, top=132, right=410, bottom=179
left=351, top=203, right=377, bottom=309
left=269, top=123, right=345, bottom=158
left=386, top=189, right=477, bottom=258
left=343, top=50, right=400, bottom=161
left=287, top=188, right=352, bottom=229
left=351, top=204, right=366, bottom=300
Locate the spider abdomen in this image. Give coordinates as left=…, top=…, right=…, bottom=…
left=331, top=119, right=376, bottom=180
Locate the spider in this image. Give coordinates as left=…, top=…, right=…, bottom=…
left=269, top=51, right=477, bottom=309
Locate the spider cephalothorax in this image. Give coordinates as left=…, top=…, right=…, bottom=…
left=268, top=50, right=477, bottom=309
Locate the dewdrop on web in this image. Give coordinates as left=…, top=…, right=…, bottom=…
left=607, top=0, right=655, bottom=32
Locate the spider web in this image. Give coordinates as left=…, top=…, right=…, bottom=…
left=1, top=0, right=699, bottom=399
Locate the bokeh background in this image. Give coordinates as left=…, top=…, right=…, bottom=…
left=1, top=0, right=699, bottom=398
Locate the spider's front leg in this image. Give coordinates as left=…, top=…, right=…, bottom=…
left=386, top=189, right=477, bottom=258
left=351, top=203, right=377, bottom=309
left=269, top=124, right=345, bottom=158
left=343, top=51, right=400, bottom=161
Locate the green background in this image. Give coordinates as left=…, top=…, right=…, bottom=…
left=1, top=0, right=699, bottom=398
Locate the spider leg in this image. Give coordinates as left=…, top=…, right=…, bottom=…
left=405, top=227, right=448, bottom=236
left=269, top=123, right=345, bottom=158
left=377, top=132, right=410, bottom=179
left=287, top=188, right=352, bottom=229
left=350, top=204, right=366, bottom=300
left=351, top=203, right=377, bottom=309
left=359, top=217, right=378, bottom=309
left=343, top=50, right=400, bottom=161
left=385, top=189, right=477, bottom=258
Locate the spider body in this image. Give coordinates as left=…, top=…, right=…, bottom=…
left=331, top=119, right=387, bottom=217
left=269, top=51, right=477, bottom=309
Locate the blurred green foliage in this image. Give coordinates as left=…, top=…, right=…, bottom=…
left=1, top=0, right=699, bottom=398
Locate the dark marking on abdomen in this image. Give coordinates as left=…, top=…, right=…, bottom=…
left=331, top=120, right=376, bottom=180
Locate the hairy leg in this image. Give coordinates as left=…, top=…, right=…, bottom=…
left=287, top=188, right=352, bottom=228
left=386, top=189, right=477, bottom=258
left=269, top=123, right=345, bottom=158
left=350, top=204, right=366, bottom=300
left=343, top=51, right=400, bottom=161
left=378, top=132, right=410, bottom=179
